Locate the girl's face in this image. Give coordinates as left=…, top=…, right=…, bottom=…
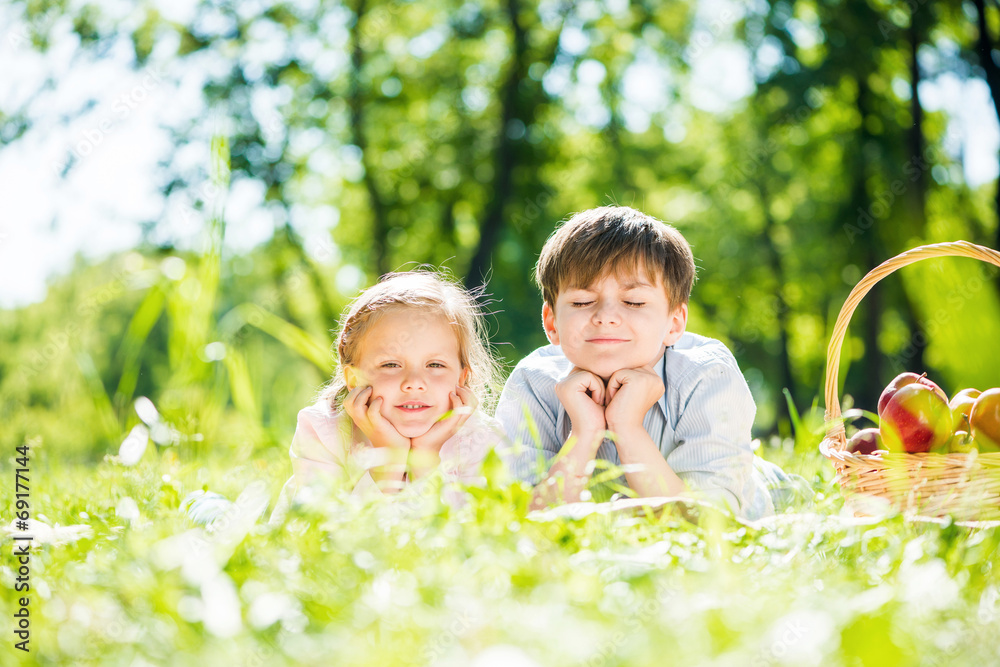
left=346, top=309, right=468, bottom=438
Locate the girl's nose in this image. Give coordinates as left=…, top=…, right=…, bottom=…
left=402, top=370, right=427, bottom=391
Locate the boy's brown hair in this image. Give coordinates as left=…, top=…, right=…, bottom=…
left=535, top=206, right=696, bottom=309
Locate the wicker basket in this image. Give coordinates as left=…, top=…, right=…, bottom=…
left=819, top=240, right=1000, bottom=521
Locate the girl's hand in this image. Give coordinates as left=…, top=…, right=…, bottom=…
left=343, top=385, right=411, bottom=492
left=409, top=385, right=477, bottom=460
left=343, top=385, right=411, bottom=450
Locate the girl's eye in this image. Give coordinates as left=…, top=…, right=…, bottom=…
left=624, top=301, right=645, bottom=308
left=428, top=362, right=445, bottom=368
left=380, top=362, right=400, bottom=368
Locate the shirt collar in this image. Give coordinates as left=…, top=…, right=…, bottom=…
left=654, top=346, right=670, bottom=420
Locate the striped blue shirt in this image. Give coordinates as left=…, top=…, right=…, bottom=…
left=495, top=331, right=776, bottom=520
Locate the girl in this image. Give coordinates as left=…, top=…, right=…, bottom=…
left=281, top=271, right=505, bottom=504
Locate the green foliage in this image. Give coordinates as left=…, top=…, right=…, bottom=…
left=0, top=243, right=332, bottom=460
left=3, top=444, right=1000, bottom=666
left=7, top=0, right=1000, bottom=435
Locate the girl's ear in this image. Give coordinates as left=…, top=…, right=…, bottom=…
left=344, top=365, right=360, bottom=390
left=459, top=366, right=470, bottom=387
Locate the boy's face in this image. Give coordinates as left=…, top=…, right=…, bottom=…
left=541, top=270, right=687, bottom=381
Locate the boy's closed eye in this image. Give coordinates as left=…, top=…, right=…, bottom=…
left=570, top=300, right=645, bottom=307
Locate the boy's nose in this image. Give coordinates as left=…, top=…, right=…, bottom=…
left=593, top=302, right=621, bottom=325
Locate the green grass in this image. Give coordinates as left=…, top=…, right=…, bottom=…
left=3, top=140, right=998, bottom=666
left=3, top=439, right=999, bottom=667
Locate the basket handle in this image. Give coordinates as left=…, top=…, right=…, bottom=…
left=824, top=240, right=1000, bottom=451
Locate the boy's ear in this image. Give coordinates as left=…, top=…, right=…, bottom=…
left=541, top=301, right=560, bottom=345
left=663, top=303, right=688, bottom=347
left=344, top=365, right=360, bottom=390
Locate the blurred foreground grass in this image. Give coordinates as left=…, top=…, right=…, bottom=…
left=2, top=438, right=999, bottom=667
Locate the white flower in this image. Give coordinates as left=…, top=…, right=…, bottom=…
left=118, top=425, right=149, bottom=466
left=471, top=645, right=541, bottom=667
left=4, top=518, right=92, bottom=547
left=201, top=574, right=242, bottom=637
left=134, top=396, right=160, bottom=426
left=116, top=497, right=140, bottom=523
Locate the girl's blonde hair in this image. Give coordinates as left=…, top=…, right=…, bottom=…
left=320, top=270, right=503, bottom=414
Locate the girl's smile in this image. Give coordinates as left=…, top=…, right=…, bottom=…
left=347, top=309, right=467, bottom=438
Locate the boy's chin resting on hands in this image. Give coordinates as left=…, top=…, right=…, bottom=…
left=603, top=366, right=664, bottom=435
left=554, top=363, right=667, bottom=451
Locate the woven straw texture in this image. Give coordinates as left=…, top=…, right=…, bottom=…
left=819, top=241, right=1000, bottom=520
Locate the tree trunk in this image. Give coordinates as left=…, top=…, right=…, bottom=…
left=601, top=70, right=635, bottom=200
left=893, top=8, right=928, bottom=379
left=973, top=0, right=1000, bottom=256
left=906, top=14, right=927, bottom=225
left=853, top=80, right=885, bottom=412
left=749, top=170, right=796, bottom=416
left=465, top=0, right=527, bottom=289
left=348, top=0, right=391, bottom=277
left=465, top=1, right=576, bottom=290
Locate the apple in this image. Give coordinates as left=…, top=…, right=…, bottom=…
left=847, top=428, right=882, bottom=455
left=969, top=388, right=1000, bottom=453
left=879, top=383, right=954, bottom=453
left=948, top=388, right=981, bottom=432
left=878, top=372, right=949, bottom=418
left=948, top=431, right=977, bottom=454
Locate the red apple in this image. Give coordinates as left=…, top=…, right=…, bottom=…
left=847, top=428, right=882, bottom=455
left=878, top=372, right=949, bottom=418
left=948, top=388, right=981, bottom=432
left=969, top=388, right=1000, bottom=453
left=879, top=383, right=954, bottom=453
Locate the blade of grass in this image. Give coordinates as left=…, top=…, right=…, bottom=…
left=229, top=303, right=331, bottom=372
left=114, top=283, right=166, bottom=407
left=75, top=350, right=120, bottom=442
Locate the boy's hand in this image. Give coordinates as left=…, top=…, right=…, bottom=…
left=534, top=367, right=607, bottom=509
left=605, top=367, right=664, bottom=434
left=343, top=385, right=411, bottom=451
left=555, top=367, right=608, bottom=438
left=410, top=385, right=477, bottom=454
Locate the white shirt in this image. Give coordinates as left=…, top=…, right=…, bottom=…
left=495, top=331, right=775, bottom=520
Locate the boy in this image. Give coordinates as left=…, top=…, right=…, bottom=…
left=496, top=206, right=785, bottom=520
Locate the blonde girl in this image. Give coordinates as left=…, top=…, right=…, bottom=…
left=282, top=271, right=505, bottom=501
